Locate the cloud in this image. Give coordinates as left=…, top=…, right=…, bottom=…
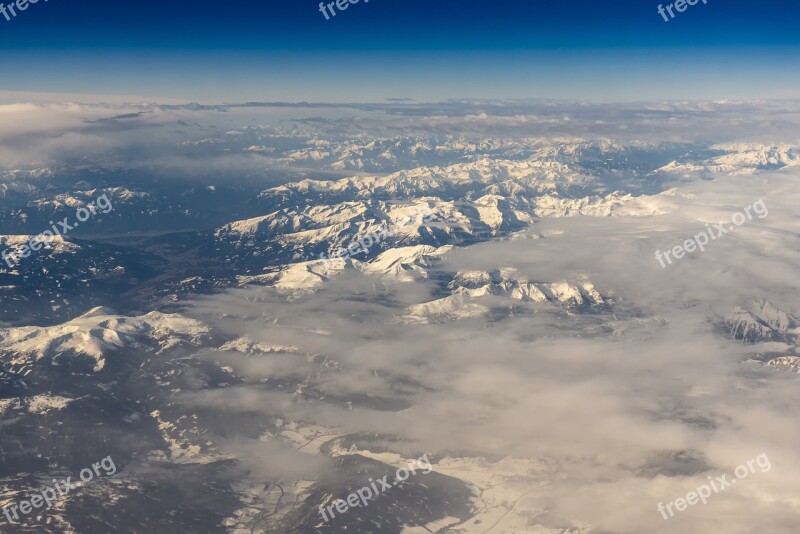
left=164, top=163, right=800, bottom=532
left=4, top=99, right=800, bottom=176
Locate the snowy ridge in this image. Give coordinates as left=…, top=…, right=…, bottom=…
left=726, top=299, right=799, bottom=344
left=766, top=356, right=800, bottom=373
left=0, top=395, right=73, bottom=415
left=362, top=244, right=454, bottom=281
left=218, top=336, right=301, bottom=355
left=404, top=269, right=608, bottom=322
left=258, top=156, right=597, bottom=207
left=0, top=234, right=80, bottom=255
left=0, top=306, right=210, bottom=371
left=236, top=244, right=454, bottom=290
left=534, top=192, right=668, bottom=217
left=656, top=143, right=800, bottom=177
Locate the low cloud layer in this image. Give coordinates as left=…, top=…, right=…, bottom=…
left=173, top=169, right=800, bottom=532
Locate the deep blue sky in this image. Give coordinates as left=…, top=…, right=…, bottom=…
left=0, top=0, right=798, bottom=102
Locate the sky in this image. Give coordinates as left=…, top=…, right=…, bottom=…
left=0, top=0, right=798, bottom=102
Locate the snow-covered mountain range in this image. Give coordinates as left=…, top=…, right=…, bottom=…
left=2, top=103, right=800, bottom=533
